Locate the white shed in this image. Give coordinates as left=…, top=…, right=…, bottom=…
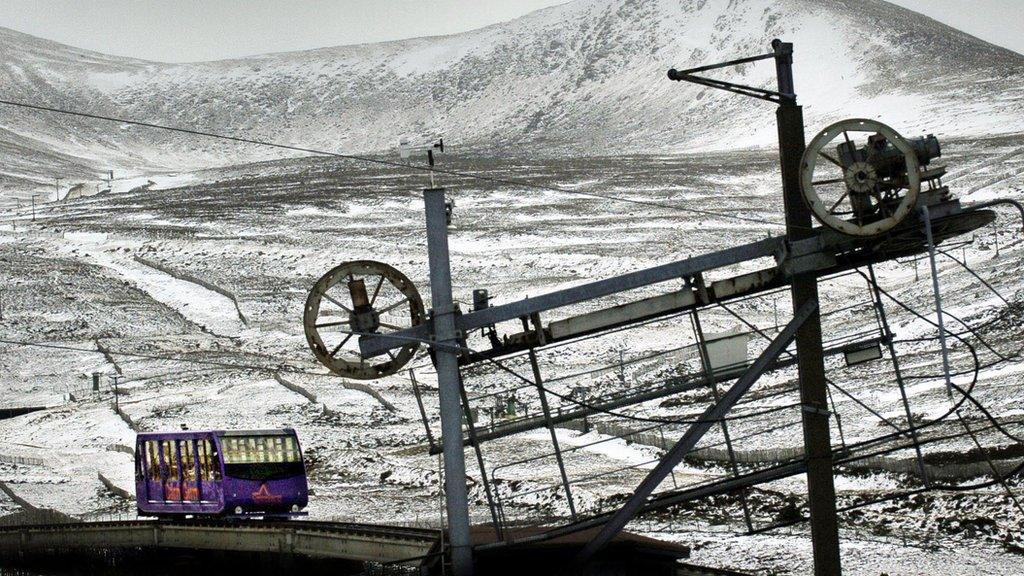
left=705, top=326, right=751, bottom=372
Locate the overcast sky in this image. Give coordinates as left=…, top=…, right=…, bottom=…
left=0, top=0, right=1020, bottom=62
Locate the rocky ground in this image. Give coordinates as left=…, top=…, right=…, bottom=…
left=0, top=134, right=1023, bottom=574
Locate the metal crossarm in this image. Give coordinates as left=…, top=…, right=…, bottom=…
left=668, top=73, right=787, bottom=103
left=358, top=203, right=982, bottom=361
left=668, top=51, right=776, bottom=75
left=574, top=297, right=819, bottom=564
left=666, top=46, right=795, bottom=103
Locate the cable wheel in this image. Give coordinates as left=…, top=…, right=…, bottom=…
left=801, top=119, right=921, bottom=237
left=304, top=260, right=424, bottom=380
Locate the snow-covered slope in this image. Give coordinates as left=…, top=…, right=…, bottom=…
left=0, top=0, right=1022, bottom=179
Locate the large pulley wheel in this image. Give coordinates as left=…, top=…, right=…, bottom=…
left=304, top=260, right=424, bottom=380
left=800, top=119, right=921, bottom=237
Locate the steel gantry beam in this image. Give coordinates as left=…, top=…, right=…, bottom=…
left=359, top=198, right=989, bottom=366
left=360, top=235, right=787, bottom=359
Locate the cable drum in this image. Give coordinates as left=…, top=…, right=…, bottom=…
left=801, top=119, right=922, bottom=237
left=304, top=260, right=424, bottom=380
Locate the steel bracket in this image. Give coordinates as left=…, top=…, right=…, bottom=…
left=781, top=251, right=837, bottom=278
left=801, top=404, right=832, bottom=417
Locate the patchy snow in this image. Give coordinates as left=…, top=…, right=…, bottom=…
left=54, top=238, right=247, bottom=337
left=0, top=3, right=1021, bottom=571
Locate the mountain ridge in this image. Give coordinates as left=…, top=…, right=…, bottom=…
left=0, top=0, right=1022, bottom=192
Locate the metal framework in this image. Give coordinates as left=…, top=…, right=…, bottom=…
left=574, top=298, right=819, bottom=562
left=332, top=39, right=1008, bottom=576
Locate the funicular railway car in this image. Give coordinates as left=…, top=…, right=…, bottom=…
left=134, top=428, right=308, bottom=518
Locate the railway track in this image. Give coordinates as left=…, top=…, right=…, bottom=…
left=0, top=517, right=441, bottom=566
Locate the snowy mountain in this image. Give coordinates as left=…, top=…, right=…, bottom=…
left=0, top=0, right=1022, bottom=182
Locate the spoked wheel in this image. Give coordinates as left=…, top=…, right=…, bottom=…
left=304, top=260, right=424, bottom=380
left=800, top=119, right=921, bottom=237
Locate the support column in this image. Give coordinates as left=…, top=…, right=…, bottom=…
left=528, top=349, right=578, bottom=521
left=774, top=39, right=842, bottom=576
left=691, top=310, right=753, bottom=532
left=457, top=373, right=503, bottom=538
left=423, top=187, right=474, bottom=576
left=921, top=205, right=954, bottom=396
left=866, top=263, right=929, bottom=485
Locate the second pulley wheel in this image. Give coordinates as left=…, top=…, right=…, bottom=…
left=303, top=260, right=424, bottom=380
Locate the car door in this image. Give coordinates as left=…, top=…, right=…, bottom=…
left=161, top=440, right=180, bottom=502
left=197, top=438, right=222, bottom=504
left=145, top=440, right=163, bottom=502
left=180, top=439, right=200, bottom=503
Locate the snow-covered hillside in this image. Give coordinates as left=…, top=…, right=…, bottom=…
left=1, top=134, right=1023, bottom=575
left=0, top=0, right=1022, bottom=190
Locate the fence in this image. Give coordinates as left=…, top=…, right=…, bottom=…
left=0, top=508, right=79, bottom=527
left=94, top=338, right=123, bottom=375
left=97, top=472, right=133, bottom=500
left=0, top=406, right=47, bottom=419
left=1, top=470, right=134, bottom=523
left=342, top=381, right=396, bottom=412
left=105, top=444, right=134, bottom=455
left=0, top=479, right=38, bottom=511
left=271, top=373, right=380, bottom=416
left=273, top=372, right=317, bottom=403
left=0, top=454, right=45, bottom=467
left=279, top=371, right=397, bottom=413
left=112, top=402, right=142, bottom=432
left=134, top=255, right=249, bottom=327
left=560, top=418, right=665, bottom=448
